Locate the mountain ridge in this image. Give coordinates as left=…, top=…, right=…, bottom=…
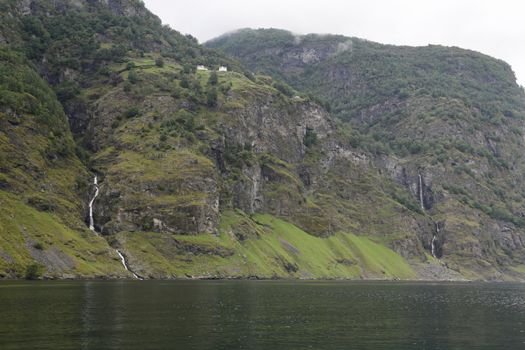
left=1, top=2, right=525, bottom=280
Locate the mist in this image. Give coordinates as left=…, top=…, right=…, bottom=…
left=143, top=0, right=525, bottom=87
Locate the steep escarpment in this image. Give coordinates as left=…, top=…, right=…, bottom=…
left=81, top=56, right=436, bottom=279
left=210, top=29, right=525, bottom=280
left=2, top=2, right=525, bottom=280
left=0, top=47, right=128, bottom=278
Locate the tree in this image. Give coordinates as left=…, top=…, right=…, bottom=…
left=208, top=71, right=218, bottom=85
left=303, top=128, right=318, bottom=147
left=182, top=64, right=194, bottom=74
left=155, top=57, right=164, bottom=67
left=128, top=70, right=139, bottom=84
left=207, top=88, right=218, bottom=107
left=180, top=76, right=190, bottom=89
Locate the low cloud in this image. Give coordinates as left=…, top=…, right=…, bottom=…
left=144, top=0, right=525, bottom=86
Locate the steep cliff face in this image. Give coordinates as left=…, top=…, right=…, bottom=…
left=2, top=2, right=525, bottom=280
left=209, top=29, right=525, bottom=279
left=0, top=47, right=128, bottom=278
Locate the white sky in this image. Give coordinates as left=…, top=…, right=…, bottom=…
left=143, top=0, right=525, bottom=87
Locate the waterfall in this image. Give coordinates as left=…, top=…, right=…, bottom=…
left=86, top=176, right=141, bottom=279
left=116, top=249, right=141, bottom=280
left=418, top=173, right=424, bottom=211
left=431, top=223, right=439, bottom=259
left=419, top=172, right=439, bottom=259
left=88, top=175, right=99, bottom=231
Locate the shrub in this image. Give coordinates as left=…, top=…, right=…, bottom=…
left=220, top=82, right=232, bottom=94
left=123, top=81, right=132, bottom=92
left=124, top=107, right=139, bottom=119
left=207, top=88, right=218, bottom=107
left=155, top=57, right=164, bottom=67
left=110, top=73, right=124, bottom=86
left=208, top=71, right=218, bottom=85
left=98, top=66, right=111, bottom=76
left=303, top=128, right=318, bottom=147
left=128, top=70, right=139, bottom=84
left=191, top=80, right=201, bottom=93
left=273, top=81, right=294, bottom=97
left=391, top=192, right=423, bottom=214
left=409, top=142, right=423, bottom=154
left=180, top=77, right=190, bottom=89
left=55, top=80, right=80, bottom=102
left=182, top=64, right=194, bottom=74
left=26, top=195, right=57, bottom=212
left=25, top=263, right=43, bottom=280
left=244, top=71, right=255, bottom=81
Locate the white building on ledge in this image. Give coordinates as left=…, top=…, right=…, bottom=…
left=197, top=65, right=208, bottom=71
left=218, top=66, right=228, bottom=72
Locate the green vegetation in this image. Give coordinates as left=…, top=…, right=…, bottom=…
left=207, top=32, right=525, bottom=283
left=208, top=71, right=218, bottom=85
left=115, top=211, right=415, bottom=279
left=2, top=1, right=525, bottom=281
left=0, top=191, right=125, bottom=278
left=206, top=87, right=218, bottom=107
left=24, top=263, right=43, bottom=280
left=155, top=57, right=164, bottom=67
left=208, top=29, right=525, bottom=172
left=303, top=128, right=318, bottom=148
left=208, top=29, right=524, bottom=124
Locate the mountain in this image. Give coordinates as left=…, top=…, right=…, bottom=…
left=1, top=3, right=524, bottom=280
left=207, top=28, right=525, bottom=280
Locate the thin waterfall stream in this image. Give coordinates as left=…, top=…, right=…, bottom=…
left=419, top=172, right=439, bottom=259
left=88, top=176, right=99, bottom=231
left=87, top=175, right=141, bottom=279
left=116, top=249, right=141, bottom=280
left=431, top=234, right=437, bottom=259
left=418, top=173, right=424, bottom=211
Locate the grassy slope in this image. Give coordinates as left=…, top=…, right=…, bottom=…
left=0, top=191, right=127, bottom=278
left=0, top=47, right=126, bottom=278
left=115, top=210, right=416, bottom=280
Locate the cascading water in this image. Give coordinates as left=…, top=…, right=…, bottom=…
left=86, top=175, right=141, bottom=279
left=418, top=173, right=425, bottom=211
left=431, top=236, right=437, bottom=258
left=431, top=223, right=439, bottom=259
left=88, top=176, right=99, bottom=231
left=116, top=249, right=141, bottom=279
left=419, top=172, right=439, bottom=259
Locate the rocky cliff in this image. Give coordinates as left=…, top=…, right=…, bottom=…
left=208, top=29, right=525, bottom=279
left=1, top=2, right=524, bottom=280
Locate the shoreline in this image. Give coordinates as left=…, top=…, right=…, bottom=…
left=1, top=276, right=522, bottom=283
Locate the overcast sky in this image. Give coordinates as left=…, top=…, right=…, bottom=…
left=143, top=0, right=525, bottom=87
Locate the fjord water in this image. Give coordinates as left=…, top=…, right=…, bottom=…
left=1, top=281, right=524, bottom=350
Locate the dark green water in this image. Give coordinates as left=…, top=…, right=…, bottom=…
left=1, top=281, right=525, bottom=350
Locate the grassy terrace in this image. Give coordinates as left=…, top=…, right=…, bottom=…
left=115, top=210, right=416, bottom=280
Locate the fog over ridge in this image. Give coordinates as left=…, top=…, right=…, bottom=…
left=143, top=0, right=525, bottom=87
